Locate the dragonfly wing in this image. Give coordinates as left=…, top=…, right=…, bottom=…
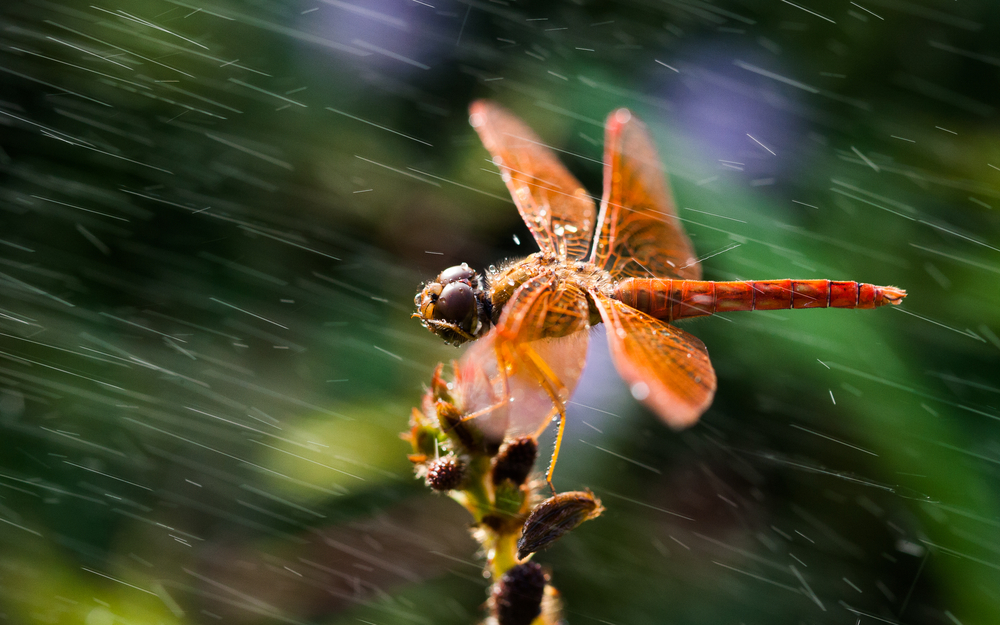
left=505, top=332, right=589, bottom=438
left=495, top=273, right=591, bottom=344
left=470, top=100, right=597, bottom=260
left=490, top=274, right=592, bottom=436
left=593, top=294, right=715, bottom=428
left=457, top=331, right=590, bottom=440
left=455, top=330, right=510, bottom=443
left=590, top=109, right=701, bottom=280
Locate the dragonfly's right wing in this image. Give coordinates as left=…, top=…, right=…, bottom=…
left=593, top=294, right=715, bottom=428
left=590, top=109, right=701, bottom=280
left=470, top=100, right=597, bottom=260
left=494, top=273, right=590, bottom=343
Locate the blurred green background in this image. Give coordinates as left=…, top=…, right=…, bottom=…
left=1, top=0, right=998, bottom=623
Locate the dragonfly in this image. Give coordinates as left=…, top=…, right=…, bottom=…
left=415, top=100, right=906, bottom=490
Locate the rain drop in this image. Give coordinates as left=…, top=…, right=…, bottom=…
left=630, top=382, right=650, bottom=401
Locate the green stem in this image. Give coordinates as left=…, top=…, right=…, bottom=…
left=491, top=532, right=519, bottom=578
left=459, top=457, right=494, bottom=521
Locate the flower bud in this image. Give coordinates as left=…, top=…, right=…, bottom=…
left=425, top=456, right=465, bottom=491
left=491, top=562, right=546, bottom=625
left=517, top=490, right=603, bottom=560
left=492, top=478, right=527, bottom=518
left=491, top=437, right=537, bottom=486
left=436, top=399, right=502, bottom=456
left=404, top=408, right=439, bottom=460
left=430, top=363, right=452, bottom=402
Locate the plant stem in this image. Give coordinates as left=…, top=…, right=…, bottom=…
left=491, top=532, right=519, bottom=578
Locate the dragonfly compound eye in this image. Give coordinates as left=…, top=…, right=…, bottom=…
left=436, top=282, right=476, bottom=323
left=438, top=263, right=477, bottom=285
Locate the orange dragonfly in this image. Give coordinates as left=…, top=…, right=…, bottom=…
left=415, top=100, right=906, bottom=490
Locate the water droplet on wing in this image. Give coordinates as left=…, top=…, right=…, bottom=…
left=630, top=382, right=650, bottom=401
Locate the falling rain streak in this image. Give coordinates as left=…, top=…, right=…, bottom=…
left=0, top=1, right=995, bottom=624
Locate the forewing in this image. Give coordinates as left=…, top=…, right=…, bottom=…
left=470, top=100, right=597, bottom=260
left=593, top=295, right=716, bottom=428
left=590, top=109, right=701, bottom=280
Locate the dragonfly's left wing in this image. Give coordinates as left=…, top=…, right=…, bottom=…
left=590, top=109, right=701, bottom=280
left=459, top=328, right=589, bottom=440
left=487, top=274, right=592, bottom=437
left=593, top=294, right=715, bottom=428
left=470, top=100, right=596, bottom=260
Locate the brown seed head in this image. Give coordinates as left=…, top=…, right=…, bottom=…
left=491, top=437, right=538, bottom=486
left=491, top=562, right=546, bottom=625
left=425, top=456, right=465, bottom=491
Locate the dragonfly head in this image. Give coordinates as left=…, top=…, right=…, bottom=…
left=414, top=263, right=493, bottom=345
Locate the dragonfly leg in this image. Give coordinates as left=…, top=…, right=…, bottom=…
left=515, top=344, right=570, bottom=494
left=456, top=399, right=506, bottom=424
left=545, top=408, right=566, bottom=495
left=423, top=318, right=478, bottom=342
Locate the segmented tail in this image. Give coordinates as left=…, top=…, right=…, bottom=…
left=613, top=279, right=907, bottom=322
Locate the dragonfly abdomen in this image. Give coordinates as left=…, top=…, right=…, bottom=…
left=613, top=279, right=906, bottom=322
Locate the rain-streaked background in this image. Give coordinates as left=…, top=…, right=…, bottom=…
left=1, top=0, right=998, bottom=623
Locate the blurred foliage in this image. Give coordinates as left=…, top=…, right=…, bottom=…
left=0, top=0, right=999, bottom=623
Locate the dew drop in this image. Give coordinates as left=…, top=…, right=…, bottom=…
left=630, top=382, right=650, bottom=401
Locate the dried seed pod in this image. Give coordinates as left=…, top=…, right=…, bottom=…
left=491, top=562, right=546, bottom=625
left=491, top=437, right=538, bottom=486
left=436, top=399, right=503, bottom=456
left=425, top=456, right=465, bottom=491
left=517, top=490, right=603, bottom=560
left=436, top=399, right=479, bottom=451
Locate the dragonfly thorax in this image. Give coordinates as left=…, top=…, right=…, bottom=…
left=486, top=253, right=612, bottom=331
